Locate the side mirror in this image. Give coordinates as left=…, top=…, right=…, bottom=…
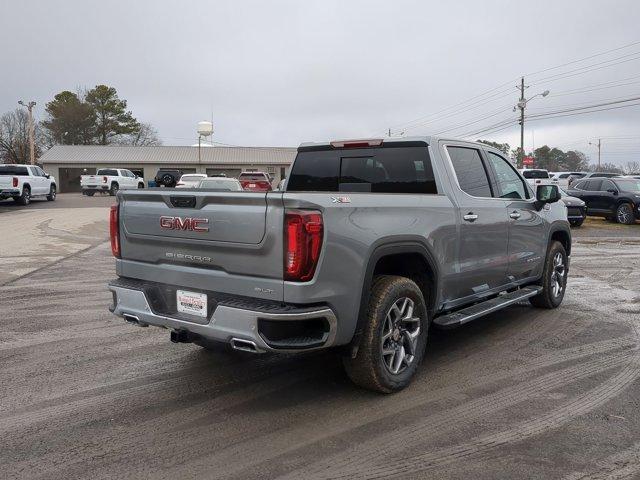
left=45, top=174, right=50, bottom=179
left=606, top=189, right=618, bottom=195
left=534, top=184, right=560, bottom=210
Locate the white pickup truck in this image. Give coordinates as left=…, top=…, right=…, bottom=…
left=519, top=169, right=559, bottom=188
left=0, top=164, right=57, bottom=205
left=80, top=168, right=144, bottom=196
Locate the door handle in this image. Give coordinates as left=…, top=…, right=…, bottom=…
left=463, top=213, right=478, bottom=222
left=509, top=211, right=521, bottom=219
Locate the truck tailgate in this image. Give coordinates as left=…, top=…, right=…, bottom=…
left=0, top=177, right=13, bottom=189
left=117, top=190, right=285, bottom=297
left=81, top=175, right=103, bottom=187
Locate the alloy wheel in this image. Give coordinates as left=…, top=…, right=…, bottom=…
left=550, top=252, right=566, bottom=298
left=617, top=204, right=632, bottom=224
left=381, top=297, right=421, bottom=375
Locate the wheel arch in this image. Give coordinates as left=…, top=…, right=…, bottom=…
left=549, top=223, right=572, bottom=256
left=349, top=239, right=440, bottom=356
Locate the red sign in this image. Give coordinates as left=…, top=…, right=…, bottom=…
left=522, top=156, right=534, bottom=166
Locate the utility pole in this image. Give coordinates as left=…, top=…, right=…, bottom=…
left=517, top=77, right=526, bottom=168
left=514, top=79, right=550, bottom=168
left=18, top=100, right=36, bottom=165
left=589, top=139, right=602, bottom=171
left=388, top=128, right=392, bottom=138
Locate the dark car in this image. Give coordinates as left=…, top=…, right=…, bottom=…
left=154, top=169, right=183, bottom=188
left=568, top=177, right=640, bottom=224
left=567, top=171, right=619, bottom=188
left=559, top=188, right=586, bottom=227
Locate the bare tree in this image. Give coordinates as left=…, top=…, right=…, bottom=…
left=624, top=160, right=640, bottom=175
left=0, top=109, right=45, bottom=164
left=118, top=122, right=162, bottom=146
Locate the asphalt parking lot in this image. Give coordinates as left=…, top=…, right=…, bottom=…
left=1, top=194, right=640, bottom=479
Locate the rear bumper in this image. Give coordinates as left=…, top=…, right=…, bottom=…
left=0, top=189, right=20, bottom=198
left=108, top=278, right=337, bottom=353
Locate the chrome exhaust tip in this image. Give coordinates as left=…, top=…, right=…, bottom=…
left=123, top=313, right=147, bottom=327
left=230, top=338, right=259, bottom=353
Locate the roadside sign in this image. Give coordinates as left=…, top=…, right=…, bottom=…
left=523, top=156, right=534, bottom=166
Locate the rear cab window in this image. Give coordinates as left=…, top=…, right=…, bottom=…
left=97, top=169, right=119, bottom=176
left=287, top=143, right=437, bottom=194
left=0, top=166, right=29, bottom=176
left=521, top=169, right=549, bottom=179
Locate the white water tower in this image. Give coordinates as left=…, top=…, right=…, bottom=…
left=197, top=121, right=214, bottom=167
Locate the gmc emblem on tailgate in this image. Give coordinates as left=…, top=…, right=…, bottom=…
left=159, top=216, right=209, bottom=232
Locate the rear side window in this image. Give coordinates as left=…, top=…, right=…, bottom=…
left=447, top=146, right=492, bottom=198
left=585, top=179, right=603, bottom=191
left=287, top=146, right=437, bottom=194
left=97, top=169, right=118, bottom=176
left=573, top=180, right=587, bottom=190
left=0, top=166, right=29, bottom=175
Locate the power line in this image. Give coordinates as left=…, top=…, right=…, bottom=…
left=526, top=101, right=640, bottom=122
left=527, top=94, right=640, bottom=119
left=524, top=39, right=640, bottom=78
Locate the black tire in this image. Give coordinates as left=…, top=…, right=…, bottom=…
left=161, top=174, right=176, bottom=188
left=615, top=202, right=635, bottom=225
left=109, top=182, right=119, bottom=196
left=569, top=218, right=584, bottom=227
left=530, top=241, right=568, bottom=309
left=85, top=191, right=95, bottom=197
left=138, top=182, right=145, bottom=189
left=343, top=275, right=429, bottom=393
left=14, top=186, right=30, bottom=205
left=47, top=185, right=56, bottom=201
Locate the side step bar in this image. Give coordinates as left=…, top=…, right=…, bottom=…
left=433, top=286, right=543, bottom=329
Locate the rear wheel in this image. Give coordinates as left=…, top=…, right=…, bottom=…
left=530, top=241, right=568, bottom=309
left=47, top=185, right=56, bottom=201
left=343, top=275, right=429, bottom=393
left=161, top=174, right=175, bottom=187
left=14, top=186, right=30, bottom=205
left=138, top=182, right=144, bottom=189
left=616, top=203, right=635, bottom=225
left=109, top=182, right=119, bottom=196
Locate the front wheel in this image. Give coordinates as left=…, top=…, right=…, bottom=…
left=343, top=275, right=429, bottom=393
left=47, top=185, right=56, bottom=201
left=109, top=183, right=119, bottom=196
left=138, top=182, right=144, bottom=189
left=616, top=203, right=635, bottom=225
left=569, top=218, right=584, bottom=227
left=530, top=241, right=568, bottom=309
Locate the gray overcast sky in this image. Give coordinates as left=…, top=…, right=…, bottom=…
left=2, top=0, right=640, bottom=166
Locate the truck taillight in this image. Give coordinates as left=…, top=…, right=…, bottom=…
left=110, top=204, right=120, bottom=258
left=103, top=176, right=108, bottom=183
left=12, top=177, right=18, bottom=187
left=284, top=210, right=323, bottom=282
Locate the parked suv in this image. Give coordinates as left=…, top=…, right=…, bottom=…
left=108, top=137, right=570, bottom=393
left=568, top=177, right=640, bottom=224
left=154, top=169, right=183, bottom=188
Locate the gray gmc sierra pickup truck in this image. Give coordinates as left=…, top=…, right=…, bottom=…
left=108, top=136, right=571, bottom=393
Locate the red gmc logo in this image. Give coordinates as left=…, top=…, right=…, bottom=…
left=159, top=216, right=209, bottom=232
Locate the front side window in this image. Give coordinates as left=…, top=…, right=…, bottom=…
left=487, top=152, right=528, bottom=199
left=601, top=180, right=616, bottom=191
left=447, top=146, right=492, bottom=198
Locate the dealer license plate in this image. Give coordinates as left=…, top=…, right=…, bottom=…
left=176, top=290, right=207, bottom=318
